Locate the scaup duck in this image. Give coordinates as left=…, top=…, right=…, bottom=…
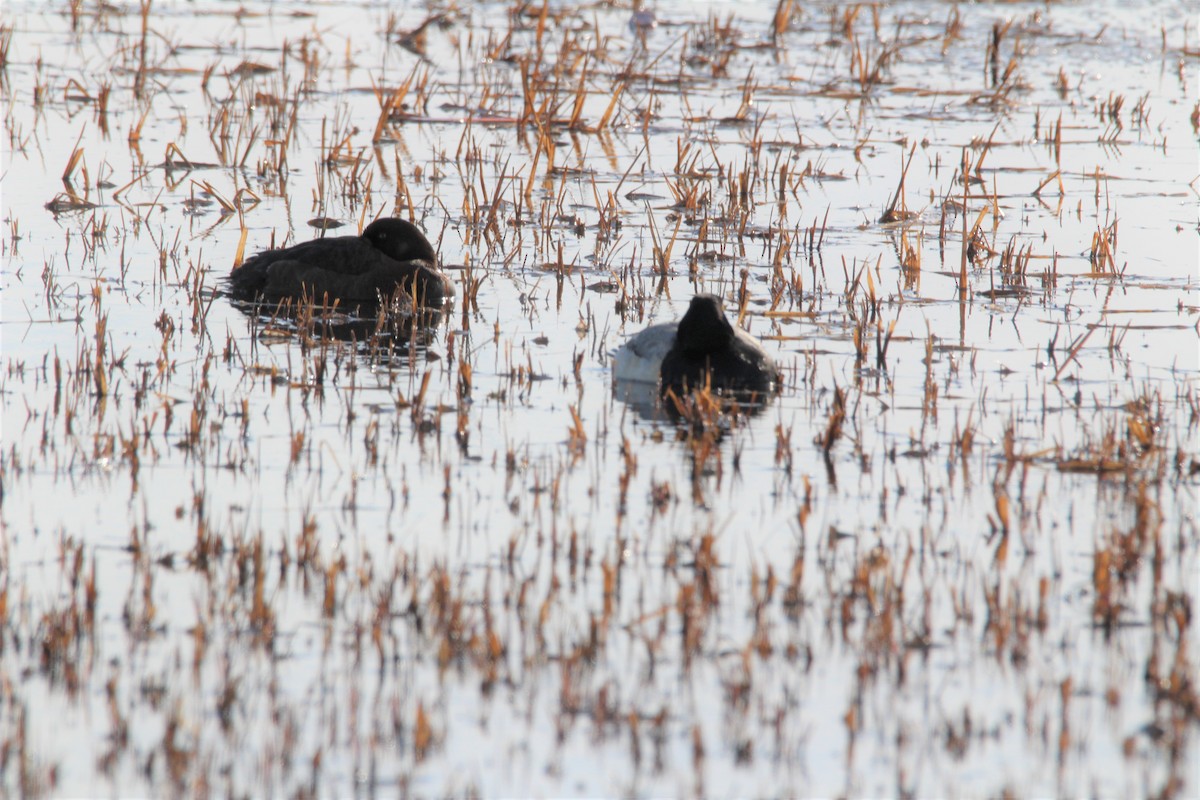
left=613, top=294, right=778, bottom=398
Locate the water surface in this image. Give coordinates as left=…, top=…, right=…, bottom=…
left=1, top=0, right=1197, bottom=796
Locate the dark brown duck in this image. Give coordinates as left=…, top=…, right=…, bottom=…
left=228, top=218, right=454, bottom=308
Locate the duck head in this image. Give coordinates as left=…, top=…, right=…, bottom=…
left=674, top=294, right=735, bottom=355
left=362, top=218, right=437, bottom=263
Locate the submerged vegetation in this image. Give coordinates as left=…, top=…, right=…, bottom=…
left=1, top=0, right=1197, bottom=796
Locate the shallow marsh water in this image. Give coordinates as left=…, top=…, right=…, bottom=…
left=1, top=0, right=1198, bottom=796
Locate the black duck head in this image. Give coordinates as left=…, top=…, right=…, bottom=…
left=674, top=294, right=735, bottom=356
left=362, top=218, right=437, bottom=264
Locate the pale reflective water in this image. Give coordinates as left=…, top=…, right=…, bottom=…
left=1, top=1, right=1197, bottom=796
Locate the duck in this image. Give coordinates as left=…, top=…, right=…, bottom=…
left=613, top=294, right=779, bottom=398
left=228, top=217, right=454, bottom=309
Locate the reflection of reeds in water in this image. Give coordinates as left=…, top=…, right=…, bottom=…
left=230, top=294, right=448, bottom=371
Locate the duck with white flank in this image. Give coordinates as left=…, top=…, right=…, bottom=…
left=613, top=294, right=779, bottom=399
left=228, top=218, right=454, bottom=309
